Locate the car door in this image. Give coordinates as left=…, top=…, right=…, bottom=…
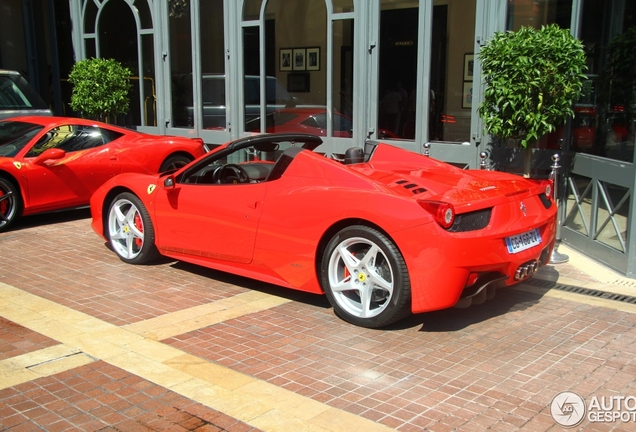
left=153, top=181, right=267, bottom=264
left=22, top=124, right=121, bottom=212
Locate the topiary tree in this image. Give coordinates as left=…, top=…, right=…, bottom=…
left=478, top=24, right=587, bottom=176
left=68, top=58, right=132, bottom=122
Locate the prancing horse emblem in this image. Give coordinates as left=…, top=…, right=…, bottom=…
left=520, top=202, right=527, bottom=217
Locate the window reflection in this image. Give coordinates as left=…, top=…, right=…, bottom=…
left=378, top=1, right=418, bottom=140
left=333, top=19, right=354, bottom=135
left=169, top=0, right=193, bottom=128
left=377, top=1, right=476, bottom=143
left=506, top=0, right=572, bottom=31
left=575, top=1, right=635, bottom=162
left=200, top=0, right=225, bottom=130
left=244, top=0, right=327, bottom=134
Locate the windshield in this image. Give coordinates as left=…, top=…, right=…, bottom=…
left=0, top=121, right=44, bottom=157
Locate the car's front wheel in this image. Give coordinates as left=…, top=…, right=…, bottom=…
left=0, top=177, right=22, bottom=232
left=321, top=225, right=411, bottom=328
left=107, top=192, right=159, bottom=264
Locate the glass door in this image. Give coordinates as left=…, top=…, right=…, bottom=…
left=164, top=0, right=231, bottom=144
left=238, top=0, right=355, bottom=154
left=370, top=0, right=480, bottom=166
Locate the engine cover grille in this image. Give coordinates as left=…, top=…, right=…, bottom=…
left=448, top=208, right=492, bottom=232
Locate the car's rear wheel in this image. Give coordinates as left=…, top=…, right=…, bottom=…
left=321, top=225, right=411, bottom=328
left=159, top=154, right=192, bottom=173
left=0, top=177, right=21, bottom=232
left=107, top=192, right=159, bottom=264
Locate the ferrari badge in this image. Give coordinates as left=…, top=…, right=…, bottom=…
left=147, top=184, right=156, bottom=194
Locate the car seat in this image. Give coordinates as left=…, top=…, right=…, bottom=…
left=343, top=147, right=364, bottom=164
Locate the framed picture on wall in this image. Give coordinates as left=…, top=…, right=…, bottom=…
left=293, top=48, right=306, bottom=70
left=463, top=53, right=474, bottom=81
left=280, top=49, right=292, bottom=71
left=462, top=81, right=473, bottom=109
left=306, top=47, right=320, bottom=71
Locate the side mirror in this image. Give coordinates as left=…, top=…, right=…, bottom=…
left=33, top=148, right=65, bottom=165
left=163, top=175, right=175, bottom=190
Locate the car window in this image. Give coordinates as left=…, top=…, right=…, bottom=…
left=25, top=125, right=120, bottom=157
left=0, top=121, right=44, bottom=157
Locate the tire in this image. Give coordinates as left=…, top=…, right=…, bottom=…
left=107, top=192, right=159, bottom=264
left=0, top=177, right=22, bottom=232
left=159, top=154, right=192, bottom=173
left=320, top=225, right=411, bottom=328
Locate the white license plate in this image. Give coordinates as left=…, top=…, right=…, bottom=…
left=505, top=228, right=542, bottom=254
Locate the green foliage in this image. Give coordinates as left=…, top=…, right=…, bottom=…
left=478, top=24, right=587, bottom=149
left=68, top=58, right=131, bottom=121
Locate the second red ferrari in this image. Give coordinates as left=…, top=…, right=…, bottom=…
left=0, top=116, right=208, bottom=231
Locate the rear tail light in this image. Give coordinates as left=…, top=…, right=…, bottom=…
left=418, top=200, right=455, bottom=229
left=545, top=183, right=552, bottom=199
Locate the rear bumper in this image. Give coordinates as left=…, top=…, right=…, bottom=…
left=393, top=214, right=557, bottom=314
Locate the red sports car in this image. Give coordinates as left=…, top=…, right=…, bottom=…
left=0, top=116, right=207, bottom=231
left=90, top=133, right=557, bottom=328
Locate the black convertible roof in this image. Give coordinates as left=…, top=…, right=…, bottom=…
left=227, top=133, right=323, bottom=152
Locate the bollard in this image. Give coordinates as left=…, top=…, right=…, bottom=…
left=424, top=142, right=430, bottom=157
left=549, top=153, right=569, bottom=264
left=480, top=152, right=488, bottom=170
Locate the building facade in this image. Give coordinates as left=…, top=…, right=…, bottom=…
left=2, top=0, right=636, bottom=277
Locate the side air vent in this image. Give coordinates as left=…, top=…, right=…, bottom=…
left=448, top=208, right=492, bottom=232
left=395, top=179, right=427, bottom=194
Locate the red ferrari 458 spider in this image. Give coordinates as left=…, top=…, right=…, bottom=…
left=90, top=133, right=557, bottom=328
left=0, top=116, right=208, bottom=231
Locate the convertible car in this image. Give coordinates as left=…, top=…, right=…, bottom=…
left=90, top=133, right=557, bottom=328
left=0, top=116, right=208, bottom=231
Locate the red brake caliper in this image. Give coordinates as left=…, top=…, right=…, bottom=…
left=133, top=213, right=144, bottom=248
left=0, top=190, right=7, bottom=217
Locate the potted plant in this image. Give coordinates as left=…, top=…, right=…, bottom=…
left=478, top=24, right=587, bottom=177
left=68, top=57, right=131, bottom=122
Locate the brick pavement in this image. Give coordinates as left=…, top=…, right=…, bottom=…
left=1, top=210, right=636, bottom=431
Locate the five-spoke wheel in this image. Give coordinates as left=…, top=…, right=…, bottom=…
left=107, top=192, right=158, bottom=264
left=321, top=225, right=411, bottom=328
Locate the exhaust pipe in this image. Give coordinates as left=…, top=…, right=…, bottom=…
left=514, top=260, right=539, bottom=280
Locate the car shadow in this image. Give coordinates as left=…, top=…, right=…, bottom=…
left=170, top=260, right=553, bottom=331
left=170, top=261, right=332, bottom=308
left=386, top=283, right=549, bottom=332
left=8, top=207, right=91, bottom=232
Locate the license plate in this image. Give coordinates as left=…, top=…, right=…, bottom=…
left=505, top=228, right=542, bottom=254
